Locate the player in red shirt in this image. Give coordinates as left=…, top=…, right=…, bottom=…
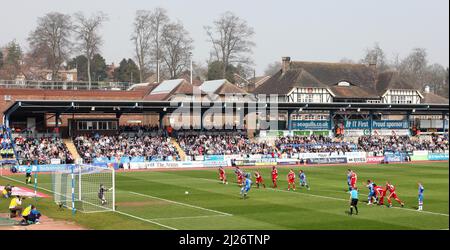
left=235, top=167, right=243, bottom=186
left=386, top=181, right=405, bottom=208
left=271, top=166, right=278, bottom=188
left=218, top=167, right=228, bottom=184
left=350, top=171, right=358, bottom=189
left=374, top=185, right=386, bottom=205
left=287, top=169, right=296, bottom=191
left=254, top=171, right=266, bottom=188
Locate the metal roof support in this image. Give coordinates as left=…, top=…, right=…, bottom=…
left=3, top=102, right=20, bottom=127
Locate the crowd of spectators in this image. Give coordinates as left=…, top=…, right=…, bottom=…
left=119, top=125, right=161, bottom=133
left=427, top=134, right=449, bottom=152
left=356, top=135, right=449, bottom=154
left=275, top=135, right=356, bottom=155
left=177, top=133, right=275, bottom=157
left=74, top=133, right=180, bottom=163
left=4, top=124, right=449, bottom=164
left=1, top=126, right=14, bottom=158
left=14, top=136, right=74, bottom=164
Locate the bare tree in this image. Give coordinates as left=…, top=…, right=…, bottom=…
left=149, top=8, right=169, bottom=82
left=204, top=11, right=255, bottom=79
left=398, top=48, right=428, bottom=88
left=73, top=11, right=108, bottom=88
left=264, top=61, right=282, bottom=75
left=160, top=22, right=194, bottom=79
left=425, top=63, right=447, bottom=93
left=192, top=61, right=208, bottom=81
left=360, top=43, right=388, bottom=70
left=28, top=12, right=73, bottom=80
left=131, top=10, right=153, bottom=82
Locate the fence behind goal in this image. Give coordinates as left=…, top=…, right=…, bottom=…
left=52, top=164, right=115, bottom=213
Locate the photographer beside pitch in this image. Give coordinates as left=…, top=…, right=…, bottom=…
left=9, top=195, right=25, bottom=218
left=21, top=204, right=42, bottom=225
left=2, top=183, right=14, bottom=198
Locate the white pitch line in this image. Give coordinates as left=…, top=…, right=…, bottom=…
left=0, top=175, right=230, bottom=228
left=150, top=214, right=229, bottom=221
left=197, top=177, right=449, bottom=217
left=129, top=191, right=232, bottom=216
left=114, top=210, right=178, bottom=230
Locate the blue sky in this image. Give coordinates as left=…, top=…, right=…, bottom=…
left=1, top=0, right=448, bottom=75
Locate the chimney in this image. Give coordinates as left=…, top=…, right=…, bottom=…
left=424, top=85, right=430, bottom=93
left=282, top=57, right=291, bottom=74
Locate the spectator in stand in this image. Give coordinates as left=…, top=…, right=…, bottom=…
left=275, top=135, right=355, bottom=155
left=74, top=133, right=180, bottom=163
left=356, top=135, right=449, bottom=154
left=1, top=126, right=15, bottom=158
left=14, top=136, right=74, bottom=165
left=177, top=133, right=275, bottom=158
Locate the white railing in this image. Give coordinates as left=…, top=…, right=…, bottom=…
left=0, top=80, right=133, bottom=91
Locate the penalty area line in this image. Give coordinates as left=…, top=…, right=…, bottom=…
left=129, top=191, right=232, bottom=216
left=114, top=210, right=178, bottom=230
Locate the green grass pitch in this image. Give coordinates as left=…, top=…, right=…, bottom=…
left=1, top=161, right=448, bottom=230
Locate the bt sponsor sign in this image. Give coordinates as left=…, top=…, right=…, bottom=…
left=372, top=120, right=409, bottom=129
left=344, top=120, right=409, bottom=130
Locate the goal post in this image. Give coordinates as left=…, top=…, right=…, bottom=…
left=52, top=164, right=115, bottom=213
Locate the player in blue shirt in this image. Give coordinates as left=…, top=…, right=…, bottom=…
left=25, top=163, right=33, bottom=184
left=240, top=173, right=252, bottom=199
left=298, top=170, right=310, bottom=190
left=347, top=169, right=352, bottom=192
left=365, top=180, right=377, bottom=205
left=417, top=182, right=424, bottom=211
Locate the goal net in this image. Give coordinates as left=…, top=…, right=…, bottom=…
left=52, top=164, right=115, bottom=213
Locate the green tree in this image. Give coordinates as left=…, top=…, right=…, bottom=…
left=68, top=54, right=108, bottom=82
left=207, top=61, right=238, bottom=83
left=91, top=54, right=107, bottom=81
left=68, top=55, right=88, bottom=81
left=5, top=40, right=23, bottom=68
left=1, top=40, right=24, bottom=79
left=114, top=58, right=139, bottom=83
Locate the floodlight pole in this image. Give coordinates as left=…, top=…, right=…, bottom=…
left=157, top=61, right=160, bottom=83
left=190, top=52, right=193, bottom=84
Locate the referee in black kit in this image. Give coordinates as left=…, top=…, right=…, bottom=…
left=349, top=187, right=359, bottom=215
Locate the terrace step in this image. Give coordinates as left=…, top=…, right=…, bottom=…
left=170, top=138, right=186, bottom=161
left=63, top=138, right=82, bottom=162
